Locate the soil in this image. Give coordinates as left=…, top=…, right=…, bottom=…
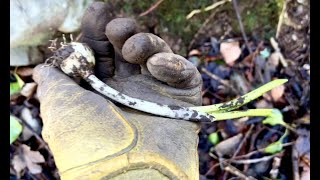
left=10, top=0, right=309, bottom=179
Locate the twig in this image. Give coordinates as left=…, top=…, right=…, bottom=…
left=188, top=6, right=219, bottom=50
left=244, top=124, right=263, bottom=171
left=200, top=67, right=237, bottom=93
left=276, top=0, right=288, bottom=38
left=75, top=32, right=82, bottom=42
left=224, top=164, right=256, bottom=180
left=233, top=142, right=294, bottom=160
left=206, top=89, right=225, bottom=101
left=186, top=0, right=231, bottom=19
left=139, top=0, right=164, bottom=17
left=270, top=157, right=281, bottom=179
left=205, top=163, right=220, bottom=176
left=270, top=37, right=288, bottom=67
left=205, top=142, right=293, bottom=177
left=232, top=0, right=252, bottom=54
left=249, top=41, right=264, bottom=75
left=230, top=153, right=281, bottom=164
left=18, top=118, right=53, bottom=155
left=223, top=125, right=254, bottom=180
left=233, top=125, right=254, bottom=157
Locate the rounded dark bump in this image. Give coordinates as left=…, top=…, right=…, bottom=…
left=147, top=52, right=201, bottom=88
left=105, top=18, right=138, bottom=51
left=129, top=101, right=137, bottom=106
left=122, top=33, right=172, bottom=64
left=81, top=2, right=110, bottom=40
left=191, top=110, right=198, bottom=118
left=168, top=105, right=183, bottom=110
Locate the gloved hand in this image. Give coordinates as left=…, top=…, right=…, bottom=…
left=33, top=2, right=203, bottom=179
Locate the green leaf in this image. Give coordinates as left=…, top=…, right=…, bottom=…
left=192, top=79, right=288, bottom=113
left=260, top=48, right=271, bottom=59
left=264, top=129, right=288, bottom=154
left=10, top=115, right=23, bottom=144
left=208, top=132, right=220, bottom=145
left=262, top=109, right=285, bottom=126
left=10, top=73, right=24, bottom=95
left=264, top=141, right=283, bottom=154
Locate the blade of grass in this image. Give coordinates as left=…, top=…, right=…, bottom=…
left=191, top=79, right=288, bottom=113
left=210, top=109, right=274, bottom=121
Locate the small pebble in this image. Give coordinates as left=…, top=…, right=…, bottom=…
left=292, top=34, right=298, bottom=41
left=296, top=5, right=304, bottom=15
left=303, top=64, right=310, bottom=70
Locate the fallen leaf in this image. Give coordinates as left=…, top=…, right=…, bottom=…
left=10, top=115, right=23, bottom=144
left=12, top=155, right=26, bottom=178
left=12, top=144, right=45, bottom=176
left=230, top=72, right=250, bottom=94
left=16, top=67, right=34, bottom=77
left=214, top=133, right=243, bottom=157
left=220, top=41, right=241, bottom=66
left=188, top=49, right=201, bottom=57
left=271, top=84, right=285, bottom=102
left=295, top=128, right=310, bottom=157
left=21, top=108, right=41, bottom=141
left=20, top=82, right=37, bottom=98
left=268, top=52, right=281, bottom=67
left=10, top=73, right=25, bottom=96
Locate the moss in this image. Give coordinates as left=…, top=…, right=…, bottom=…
left=240, top=0, right=283, bottom=40
left=118, top=0, right=283, bottom=51
left=121, top=0, right=213, bottom=54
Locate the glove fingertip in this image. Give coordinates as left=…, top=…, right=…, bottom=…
left=81, top=2, right=111, bottom=41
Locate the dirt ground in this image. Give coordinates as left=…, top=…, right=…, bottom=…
left=10, top=0, right=309, bottom=179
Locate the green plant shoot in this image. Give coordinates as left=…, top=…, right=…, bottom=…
left=10, top=115, right=23, bottom=144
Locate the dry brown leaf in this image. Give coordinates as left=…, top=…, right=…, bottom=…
left=21, top=108, right=41, bottom=141
left=271, top=84, right=285, bottom=102
left=220, top=41, right=241, bottom=66
left=16, top=67, right=34, bottom=77
left=268, top=52, right=281, bottom=67
left=12, top=144, right=45, bottom=176
left=12, top=155, right=26, bottom=177
left=300, top=167, right=310, bottom=180
left=255, top=99, right=273, bottom=108
left=214, top=133, right=243, bottom=157
left=20, top=82, right=37, bottom=98
left=300, top=159, right=310, bottom=180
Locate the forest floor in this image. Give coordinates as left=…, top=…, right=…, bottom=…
left=10, top=0, right=309, bottom=179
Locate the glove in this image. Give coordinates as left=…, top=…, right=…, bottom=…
left=33, top=2, right=203, bottom=179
